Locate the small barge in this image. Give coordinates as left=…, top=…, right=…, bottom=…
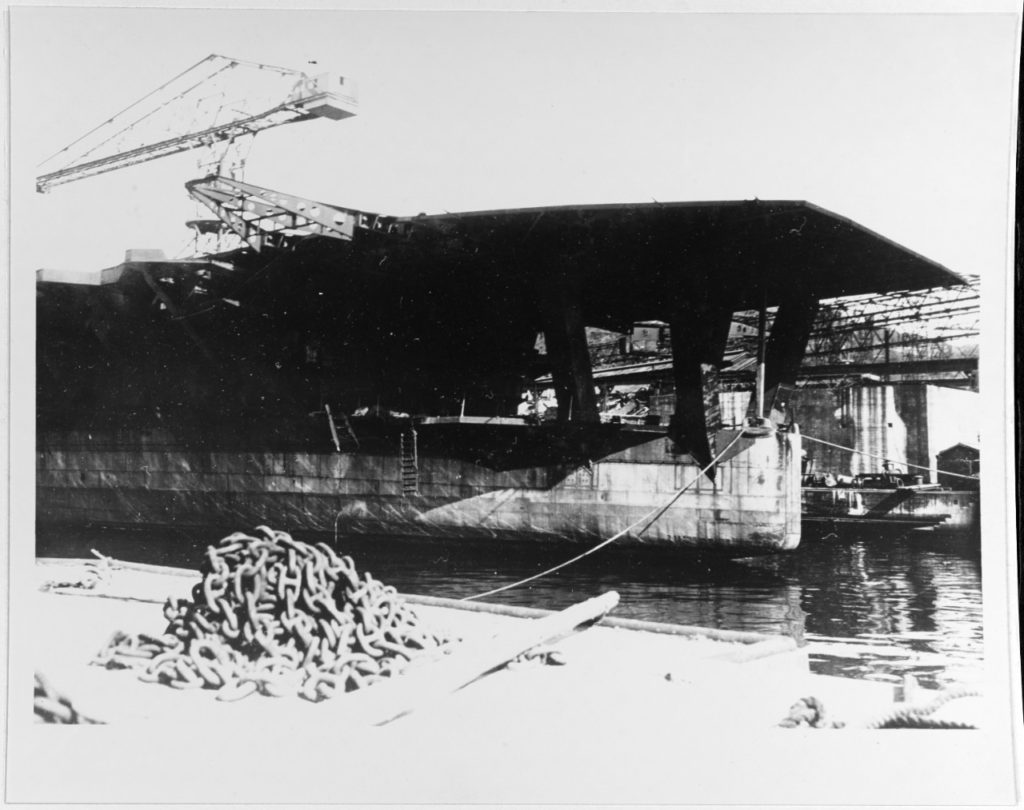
left=802, top=470, right=979, bottom=539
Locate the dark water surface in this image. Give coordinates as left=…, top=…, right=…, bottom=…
left=36, top=525, right=982, bottom=690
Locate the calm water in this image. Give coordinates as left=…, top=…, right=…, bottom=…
left=36, top=525, right=982, bottom=690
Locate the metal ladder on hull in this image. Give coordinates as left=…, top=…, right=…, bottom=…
left=399, top=427, right=419, bottom=496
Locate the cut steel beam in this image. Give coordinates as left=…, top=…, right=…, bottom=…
left=186, top=175, right=403, bottom=251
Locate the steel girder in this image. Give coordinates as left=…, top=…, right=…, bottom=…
left=186, top=175, right=402, bottom=252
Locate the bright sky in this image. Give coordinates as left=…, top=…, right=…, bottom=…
left=9, top=7, right=1020, bottom=280
left=6, top=10, right=1024, bottom=788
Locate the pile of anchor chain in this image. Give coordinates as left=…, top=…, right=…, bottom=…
left=93, top=526, right=452, bottom=702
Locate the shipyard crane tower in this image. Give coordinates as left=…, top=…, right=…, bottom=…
left=36, top=54, right=357, bottom=193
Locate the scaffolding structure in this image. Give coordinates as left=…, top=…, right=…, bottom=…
left=731, top=278, right=979, bottom=388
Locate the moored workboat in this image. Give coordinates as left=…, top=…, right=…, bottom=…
left=802, top=471, right=979, bottom=539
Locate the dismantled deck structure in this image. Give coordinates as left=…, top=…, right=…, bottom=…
left=36, top=185, right=964, bottom=554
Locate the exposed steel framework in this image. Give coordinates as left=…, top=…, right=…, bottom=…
left=36, top=55, right=357, bottom=193
left=186, top=176, right=402, bottom=251
left=732, top=278, right=979, bottom=370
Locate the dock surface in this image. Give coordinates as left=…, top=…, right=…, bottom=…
left=18, top=557, right=991, bottom=805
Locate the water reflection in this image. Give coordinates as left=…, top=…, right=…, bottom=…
left=36, top=526, right=981, bottom=689
left=750, top=535, right=982, bottom=688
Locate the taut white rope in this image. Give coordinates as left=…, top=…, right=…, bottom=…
left=461, top=429, right=749, bottom=602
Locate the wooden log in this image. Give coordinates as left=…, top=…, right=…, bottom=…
left=709, top=636, right=798, bottom=664
left=343, top=591, right=620, bottom=726
left=404, top=592, right=776, bottom=645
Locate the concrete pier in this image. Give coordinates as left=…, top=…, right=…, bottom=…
left=20, top=557, right=986, bottom=806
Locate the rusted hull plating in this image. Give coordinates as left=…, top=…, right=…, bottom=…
left=37, top=429, right=802, bottom=556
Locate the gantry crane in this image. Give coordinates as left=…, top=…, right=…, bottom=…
left=36, top=54, right=357, bottom=193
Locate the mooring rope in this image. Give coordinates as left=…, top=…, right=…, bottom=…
left=461, top=429, right=750, bottom=602
left=860, top=685, right=981, bottom=729
left=802, top=434, right=978, bottom=481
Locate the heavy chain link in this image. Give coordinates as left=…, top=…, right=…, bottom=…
left=866, top=686, right=981, bottom=729
left=92, top=526, right=453, bottom=703
left=40, top=549, right=115, bottom=592
left=34, top=672, right=102, bottom=724
left=777, top=696, right=844, bottom=728
left=778, top=687, right=982, bottom=729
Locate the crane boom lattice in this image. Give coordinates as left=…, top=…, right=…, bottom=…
left=36, top=54, right=357, bottom=193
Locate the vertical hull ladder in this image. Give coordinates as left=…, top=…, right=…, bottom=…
left=400, top=427, right=419, bottom=496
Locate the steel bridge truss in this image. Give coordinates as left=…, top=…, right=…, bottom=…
left=732, top=279, right=979, bottom=368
